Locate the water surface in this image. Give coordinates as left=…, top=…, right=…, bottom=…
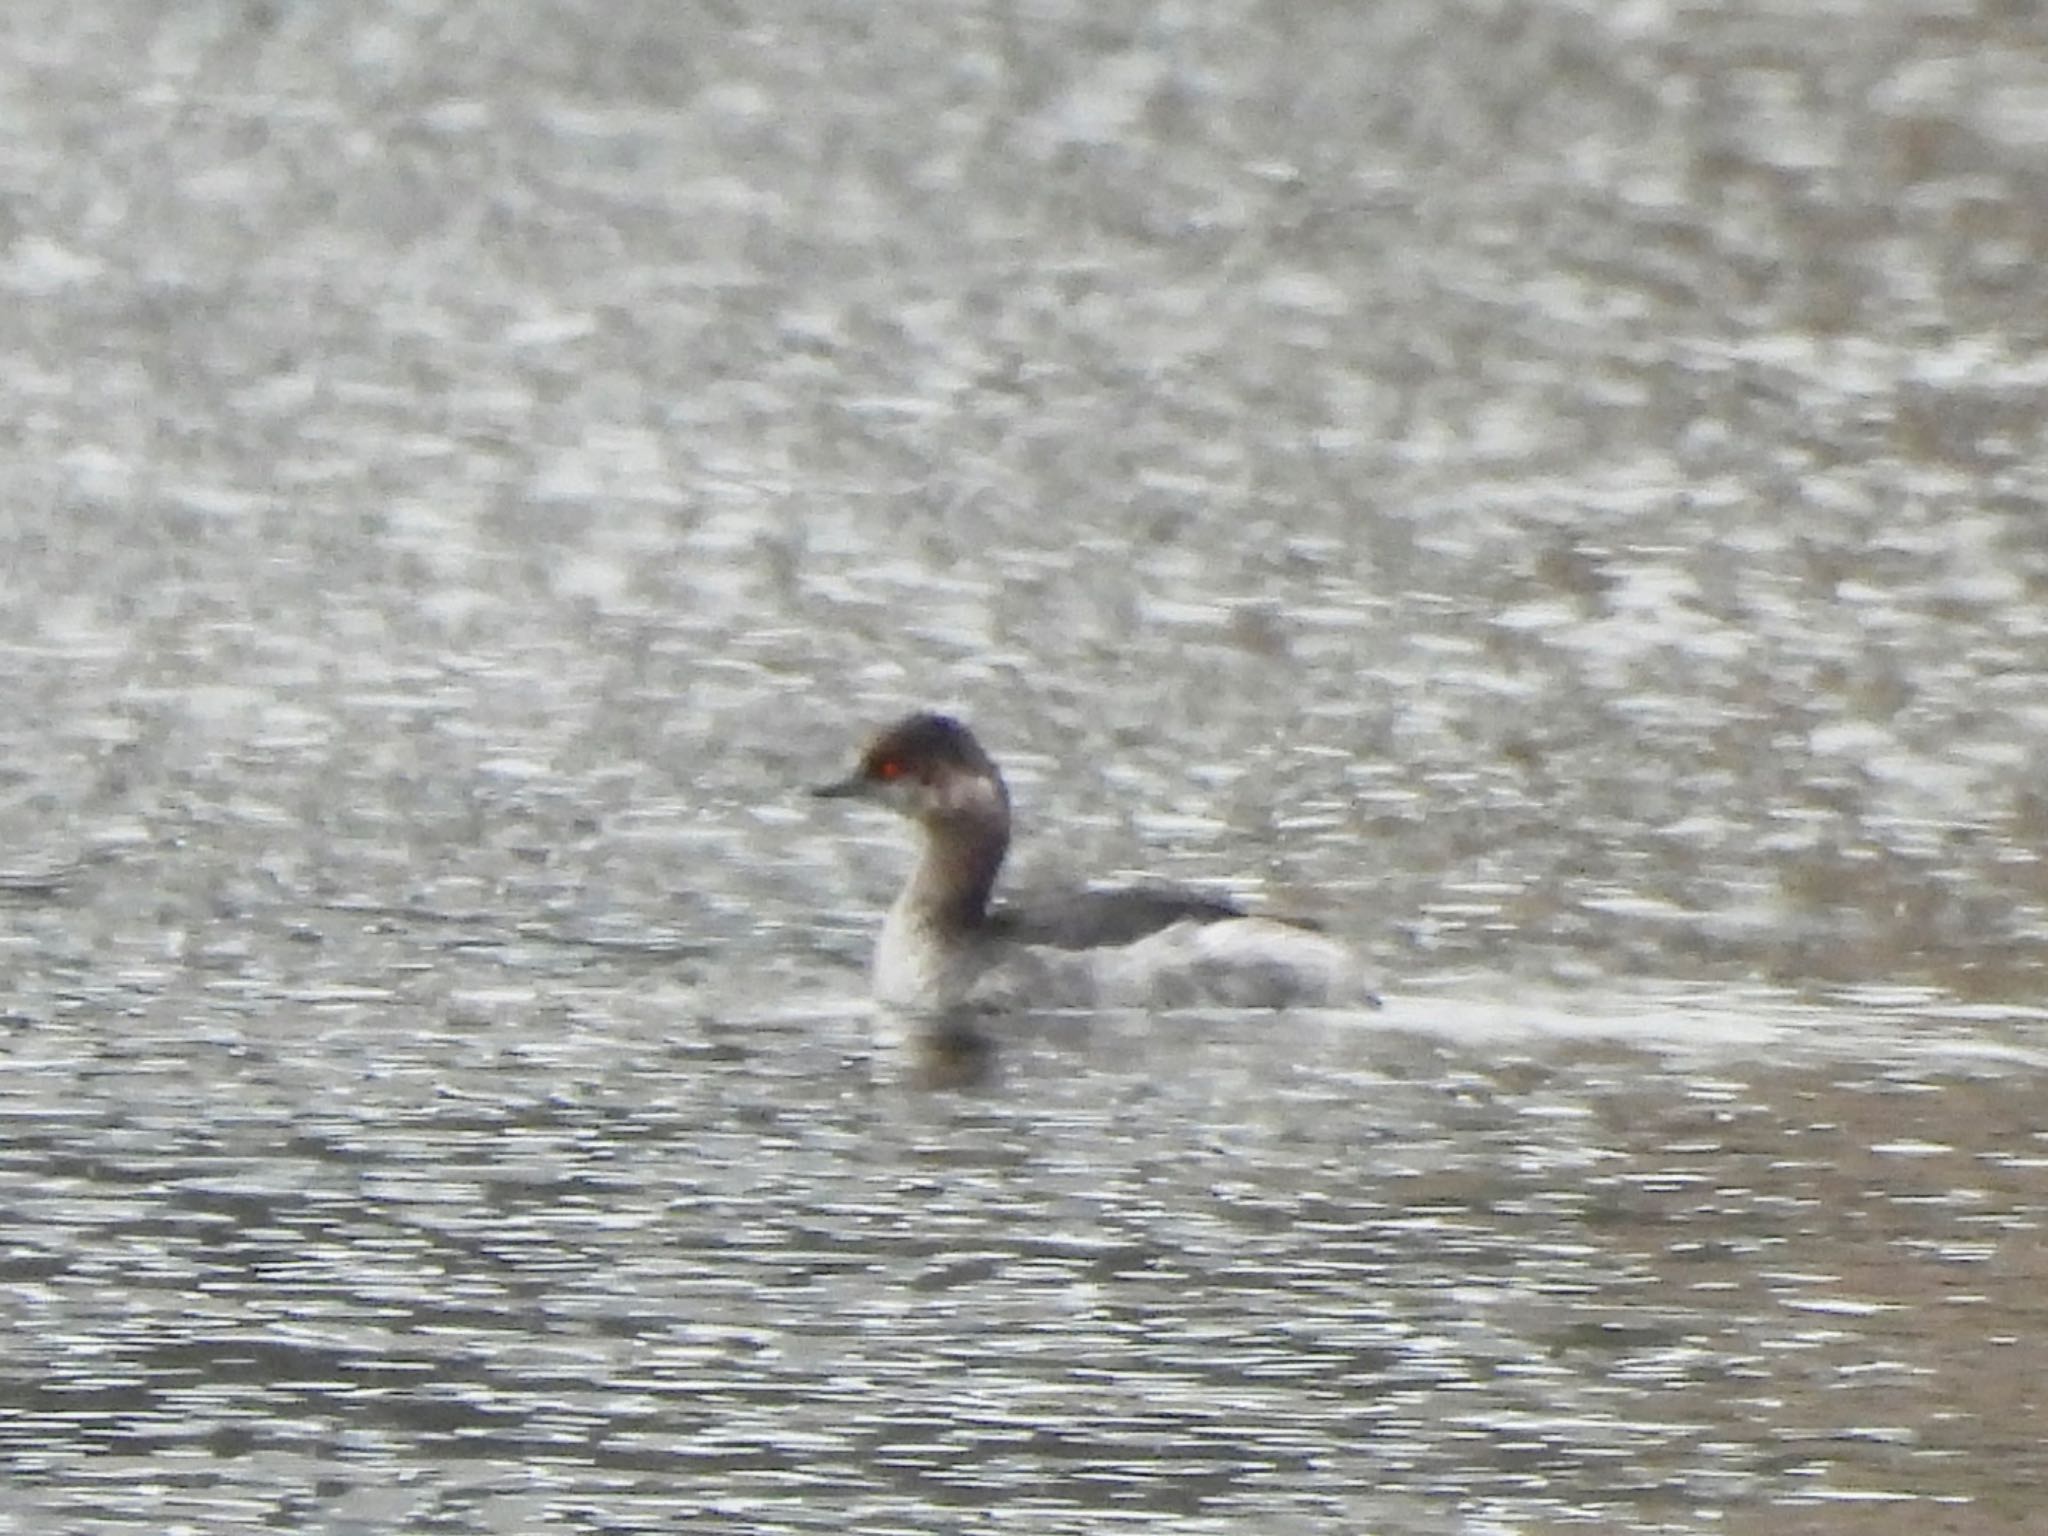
left=4, top=2, right=2048, bottom=1531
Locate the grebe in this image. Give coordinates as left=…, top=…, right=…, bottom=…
left=815, top=712, right=1374, bottom=1014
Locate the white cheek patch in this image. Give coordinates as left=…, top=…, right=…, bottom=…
left=937, top=773, right=1004, bottom=819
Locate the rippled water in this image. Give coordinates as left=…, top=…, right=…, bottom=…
left=5, top=2, right=2048, bottom=1531
left=5, top=974, right=2044, bottom=1533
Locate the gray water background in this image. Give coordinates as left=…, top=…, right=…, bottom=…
left=3, top=2, right=2048, bottom=1531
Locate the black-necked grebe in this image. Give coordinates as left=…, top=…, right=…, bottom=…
left=815, top=712, right=1374, bottom=1013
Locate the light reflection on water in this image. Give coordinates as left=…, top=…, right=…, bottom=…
left=5, top=0, right=2048, bottom=1530
left=3, top=959, right=2044, bottom=1532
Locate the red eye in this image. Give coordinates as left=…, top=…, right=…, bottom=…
left=873, top=758, right=905, bottom=781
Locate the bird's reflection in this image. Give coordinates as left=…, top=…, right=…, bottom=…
left=873, top=1008, right=999, bottom=1090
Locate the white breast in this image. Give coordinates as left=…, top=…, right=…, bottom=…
left=871, top=904, right=1373, bottom=1015
left=872, top=898, right=980, bottom=1011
